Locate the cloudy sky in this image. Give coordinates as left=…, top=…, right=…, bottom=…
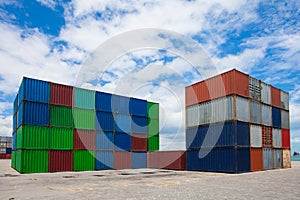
left=0, top=0, right=299, bottom=152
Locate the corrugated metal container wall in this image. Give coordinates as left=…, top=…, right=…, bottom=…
left=250, top=125, right=262, bottom=148
left=49, top=128, right=73, bottom=150
left=16, top=150, right=48, bottom=173
left=95, top=111, right=114, bottom=131
left=13, top=95, right=18, bottom=114
left=11, top=151, right=16, bottom=169
left=6, top=148, right=12, bottom=154
left=95, top=151, right=114, bottom=170
left=249, top=77, right=261, bottom=101
left=261, top=104, right=272, bottom=126
left=148, top=118, right=159, bottom=136
left=132, top=152, right=147, bottom=169
left=186, top=104, right=199, bottom=127
left=185, top=85, right=198, bottom=107
left=96, top=132, right=114, bottom=150
left=148, top=151, right=186, bottom=170
left=16, top=126, right=49, bottom=149
left=49, top=150, right=73, bottom=172
left=271, top=86, right=281, bottom=108
left=73, top=150, right=95, bottom=171
left=147, top=102, right=159, bottom=119
left=114, top=152, right=132, bottom=170
left=116, top=114, right=131, bottom=133
left=273, top=149, right=282, bottom=169
left=250, top=100, right=261, bottom=124
left=112, top=95, right=130, bottom=114
left=74, top=130, right=96, bottom=150
left=211, top=96, right=234, bottom=123
left=263, top=148, right=272, bottom=170
left=281, top=110, right=289, bottom=129
left=18, top=102, right=49, bottom=127
left=272, top=107, right=281, bottom=128
left=95, top=92, right=112, bottom=112
left=114, top=132, right=131, bottom=151
left=13, top=114, right=17, bottom=132
left=12, top=133, right=16, bottom=150
left=262, top=126, right=272, bottom=148
left=131, top=116, right=147, bottom=134
left=73, top=88, right=95, bottom=110
left=261, top=82, right=271, bottom=105
left=236, top=96, right=249, bottom=122
left=282, top=149, right=291, bottom=168
left=132, top=134, right=147, bottom=152
left=148, top=135, right=159, bottom=151
left=50, top=83, right=73, bottom=107
left=282, top=129, right=290, bottom=148
left=202, top=102, right=211, bottom=124
left=236, top=122, right=250, bottom=147
left=186, top=127, right=198, bottom=149
left=281, top=91, right=289, bottom=110
left=272, top=128, right=282, bottom=148
left=73, top=108, right=95, bottom=130
left=130, top=98, right=147, bottom=117
left=50, top=106, right=74, bottom=128
left=250, top=148, right=263, bottom=172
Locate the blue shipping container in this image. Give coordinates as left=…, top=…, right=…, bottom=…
left=18, top=102, right=49, bottom=127
left=132, top=152, right=147, bottom=169
left=236, top=121, right=250, bottom=147
left=130, top=98, right=147, bottom=117
left=115, top=133, right=131, bottom=151
left=186, top=126, right=201, bottom=149
left=13, top=114, right=17, bottom=132
left=116, top=114, right=131, bottom=133
left=96, top=132, right=114, bottom=150
left=13, top=94, right=18, bottom=115
left=236, top=148, right=250, bottom=172
left=12, top=133, right=16, bottom=150
left=272, top=107, right=281, bottom=128
left=112, top=95, right=130, bottom=114
left=6, top=148, right=12, bottom=154
left=131, top=116, right=147, bottom=134
left=95, top=92, right=112, bottom=112
left=95, top=151, right=114, bottom=170
left=95, top=111, right=115, bottom=131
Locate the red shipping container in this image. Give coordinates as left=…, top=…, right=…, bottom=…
left=147, top=151, right=186, bottom=170
left=49, top=150, right=73, bottom=172
left=282, top=129, right=290, bottom=148
left=186, top=69, right=249, bottom=106
left=74, top=130, right=96, bottom=150
left=271, top=86, right=281, bottom=108
left=114, top=152, right=131, bottom=170
left=250, top=148, right=263, bottom=172
left=132, top=134, right=147, bottom=152
left=6, top=154, right=11, bottom=159
left=262, top=126, right=272, bottom=148
left=50, top=82, right=73, bottom=107
left=0, top=154, right=6, bottom=159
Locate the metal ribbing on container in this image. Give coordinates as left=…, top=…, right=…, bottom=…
left=211, top=96, right=234, bottom=123
left=114, top=152, right=132, bottom=170
left=50, top=83, right=73, bottom=107
left=272, top=107, right=281, bottom=128
left=273, top=149, right=282, bottom=169
left=49, top=150, right=73, bottom=172
left=49, top=127, right=73, bottom=150
left=261, top=82, right=271, bottom=105
left=249, top=77, right=261, bottom=101
left=282, top=149, right=291, bottom=168
left=95, top=111, right=114, bottom=131
left=130, top=98, right=147, bottom=117
left=74, top=130, right=96, bottom=150
left=263, top=148, right=272, bottom=170
left=50, top=106, right=74, bottom=128
left=250, top=125, right=262, bottom=148
left=272, top=128, right=282, bottom=148
left=131, top=115, right=147, bottom=134
left=95, top=91, right=112, bottom=112
left=95, top=151, right=114, bottom=170
left=250, top=148, right=263, bottom=172
left=147, top=151, right=186, bottom=170
left=186, top=104, right=199, bottom=127
left=132, top=134, right=147, bottom=152
left=132, top=152, right=147, bottom=169
left=262, top=126, right=272, bottom=148
left=114, top=132, right=131, bottom=151
left=282, top=129, right=290, bottom=148
left=261, top=104, right=272, bottom=126
left=73, top=88, right=95, bottom=110
left=73, top=108, right=95, bottom=130
left=16, top=126, right=49, bottom=149
left=112, top=95, right=130, bottom=114
left=147, top=102, right=159, bottom=119
left=271, top=86, right=281, bottom=108
left=96, top=132, right=114, bottom=150
left=250, top=100, right=261, bottom=124
left=16, top=150, right=48, bottom=173
left=236, top=96, right=249, bottom=122
left=19, top=102, right=49, bottom=127
left=281, top=110, right=290, bottom=129
left=73, top=150, right=95, bottom=171
left=116, top=114, right=131, bottom=133
left=280, top=91, right=289, bottom=110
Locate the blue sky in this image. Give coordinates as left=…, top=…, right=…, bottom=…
left=0, top=0, right=299, bottom=152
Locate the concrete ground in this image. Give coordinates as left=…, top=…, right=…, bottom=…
left=0, top=160, right=299, bottom=200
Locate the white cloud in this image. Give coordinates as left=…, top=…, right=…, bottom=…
left=36, top=0, right=56, bottom=10
left=0, top=115, right=12, bottom=136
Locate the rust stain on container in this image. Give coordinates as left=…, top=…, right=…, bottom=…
left=250, top=148, right=263, bottom=172
left=114, top=152, right=131, bottom=170
left=147, top=151, right=186, bottom=170
left=50, top=83, right=73, bottom=107
left=282, top=149, right=291, bottom=168
left=74, top=130, right=96, bottom=150
left=271, top=86, right=281, bottom=108
left=49, top=150, right=73, bottom=172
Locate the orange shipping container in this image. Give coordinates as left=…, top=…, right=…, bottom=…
left=250, top=148, right=263, bottom=172
left=271, top=86, right=281, bottom=108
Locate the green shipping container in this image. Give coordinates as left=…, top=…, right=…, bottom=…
left=11, top=151, right=16, bottom=169
left=148, top=118, right=159, bottom=136
left=73, top=108, right=95, bottom=130
left=148, top=135, right=159, bottom=151
left=74, top=150, right=95, bottom=171
left=74, top=88, right=95, bottom=110
left=50, top=106, right=74, bottom=128
left=16, top=125, right=49, bottom=149
left=15, top=150, right=48, bottom=173
left=147, top=102, right=159, bottom=119
left=49, top=127, right=73, bottom=150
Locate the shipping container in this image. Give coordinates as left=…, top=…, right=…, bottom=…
left=249, top=76, right=261, bottom=101
left=95, top=111, right=114, bottom=131
left=132, top=152, right=147, bottom=169
left=211, top=96, right=234, bottom=123
left=95, top=132, right=114, bottom=150
left=0, top=148, right=6, bottom=154
left=186, top=104, right=199, bottom=127
left=13, top=114, right=17, bottom=132
left=112, top=95, right=130, bottom=114
left=12, top=133, right=16, bottom=150
left=147, top=102, right=159, bottom=119
left=73, top=88, right=95, bottom=110
left=250, top=148, right=263, bottom=172
left=282, top=129, right=290, bottom=148
left=18, top=77, right=50, bottom=105
left=281, top=91, right=289, bottom=110
left=250, top=100, right=261, bottom=124
left=262, top=126, right=272, bottom=148
left=74, top=130, right=96, bottom=150
left=236, top=96, right=249, bottom=122
left=130, top=98, right=147, bottom=117
left=50, top=106, right=74, bottom=128
left=49, top=127, right=73, bottom=150
left=6, top=148, right=12, bottom=154
left=6, top=154, right=11, bottom=159
left=272, top=128, right=282, bottom=148
left=13, top=94, right=18, bottom=114
left=281, top=110, right=290, bottom=129
left=114, top=152, right=131, bottom=170
left=261, top=104, right=272, bottom=126
left=272, top=107, right=281, bottom=128
left=132, top=134, right=147, bottom=152
left=95, top=151, right=114, bottom=170
left=49, top=150, right=73, bottom=172
left=95, top=91, right=112, bottom=112
left=261, top=82, right=271, bottom=105
left=73, top=150, right=95, bottom=171
left=148, top=151, right=186, bottom=170
left=148, top=118, right=159, bottom=136
left=263, top=148, right=272, bottom=170
left=131, top=116, right=147, bottom=134
left=148, top=135, right=159, bottom=151
left=50, top=83, right=73, bottom=107
left=15, top=150, right=48, bottom=173
left=18, top=101, right=49, bottom=127
left=250, top=125, right=262, bottom=148
left=271, top=86, right=281, bottom=108
left=73, top=108, right=95, bottom=130
left=116, top=114, right=131, bottom=133
left=273, top=149, right=282, bottom=169
left=0, top=141, right=6, bottom=148
left=11, top=151, right=16, bottom=168
left=114, top=132, right=131, bottom=151
left=282, top=149, right=291, bottom=168
left=16, top=125, right=49, bottom=149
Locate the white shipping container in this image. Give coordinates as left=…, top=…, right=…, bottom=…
left=281, top=91, right=289, bottom=110
left=186, top=105, right=199, bottom=127
left=281, top=110, right=290, bottom=129
left=249, top=77, right=261, bottom=101
left=0, top=148, right=6, bottom=154
left=261, top=82, right=271, bottom=105
left=250, top=125, right=262, bottom=148
left=211, top=96, right=234, bottom=123
left=272, top=128, right=282, bottom=148
left=250, top=100, right=261, bottom=124
left=236, top=96, right=249, bottom=122
left=261, top=104, right=272, bottom=126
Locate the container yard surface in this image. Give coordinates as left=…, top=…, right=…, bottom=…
left=1, top=160, right=299, bottom=200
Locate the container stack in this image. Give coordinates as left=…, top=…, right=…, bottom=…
left=0, top=136, right=12, bottom=159
left=12, top=77, right=159, bottom=173
left=185, top=69, right=291, bottom=173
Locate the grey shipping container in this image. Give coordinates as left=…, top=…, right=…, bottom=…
left=281, top=91, right=289, bottom=110
left=186, top=105, right=199, bottom=127
left=250, top=125, right=262, bottom=148
left=261, top=82, right=271, bottom=105
left=281, top=110, right=290, bottom=129
left=211, top=96, right=234, bottom=123
left=236, top=96, right=249, bottom=122
left=263, top=148, right=272, bottom=170
left=249, top=77, right=261, bottom=101
left=273, top=149, right=282, bottom=169
left=272, top=128, right=282, bottom=148
left=250, top=100, right=261, bottom=124
left=261, top=104, right=272, bottom=126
